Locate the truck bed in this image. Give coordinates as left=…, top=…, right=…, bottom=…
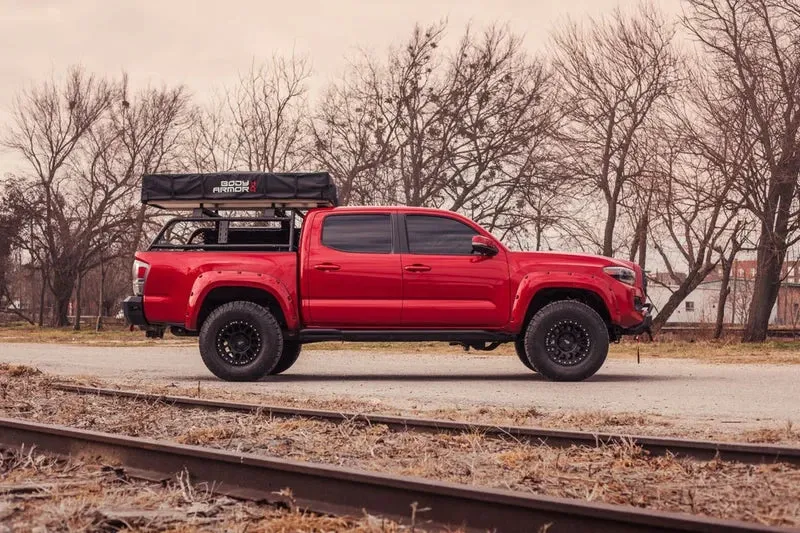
left=138, top=251, right=298, bottom=327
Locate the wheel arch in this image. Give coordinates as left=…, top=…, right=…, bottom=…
left=512, top=278, right=615, bottom=336
left=186, top=272, right=298, bottom=332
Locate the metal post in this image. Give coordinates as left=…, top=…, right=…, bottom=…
left=289, top=209, right=296, bottom=252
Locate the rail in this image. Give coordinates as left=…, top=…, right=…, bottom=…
left=53, top=384, right=800, bottom=466
left=0, top=417, right=784, bottom=533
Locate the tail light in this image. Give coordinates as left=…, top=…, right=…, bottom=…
left=132, top=259, right=150, bottom=296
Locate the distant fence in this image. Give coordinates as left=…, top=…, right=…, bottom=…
left=0, top=316, right=128, bottom=328
left=658, top=324, right=800, bottom=340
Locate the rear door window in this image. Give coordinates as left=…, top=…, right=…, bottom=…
left=322, top=214, right=392, bottom=254
left=405, top=215, right=477, bottom=255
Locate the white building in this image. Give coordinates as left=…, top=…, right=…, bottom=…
left=647, top=280, right=778, bottom=325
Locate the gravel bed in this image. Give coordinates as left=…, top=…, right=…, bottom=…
left=1, top=365, right=797, bottom=528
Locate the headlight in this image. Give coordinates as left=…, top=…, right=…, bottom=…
left=603, top=266, right=636, bottom=286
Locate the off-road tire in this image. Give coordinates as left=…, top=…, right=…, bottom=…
left=269, top=341, right=302, bottom=375
left=514, top=339, right=537, bottom=372
left=524, top=300, right=608, bottom=382
left=199, top=301, right=283, bottom=381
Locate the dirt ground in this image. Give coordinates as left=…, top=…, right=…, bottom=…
left=1, top=342, right=798, bottom=434
left=1, top=366, right=798, bottom=528
left=4, top=323, right=800, bottom=364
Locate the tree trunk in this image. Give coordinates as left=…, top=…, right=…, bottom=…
left=742, top=239, right=783, bottom=341
left=714, top=258, right=733, bottom=339
left=602, top=202, right=616, bottom=257
left=73, top=274, right=83, bottom=331
left=52, top=266, right=77, bottom=328
left=651, top=286, right=691, bottom=334
left=744, top=165, right=798, bottom=341
left=637, top=213, right=648, bottom=270
left=37, top=266, right=47, bottom=327
left=535, top=224, right=543, bottom=251
left=627, top=213, right=647, bottom=267
left=96, top=263, right=106, bottom=331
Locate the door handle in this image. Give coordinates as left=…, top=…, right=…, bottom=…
left=404, top=264, right=431, bottom=272
left=314, top=263, right=341, bottom=271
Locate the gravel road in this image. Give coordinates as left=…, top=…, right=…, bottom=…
left=1, top=342, right=798, bottom=427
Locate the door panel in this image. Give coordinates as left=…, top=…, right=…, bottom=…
left=401, top=255, right=510, bottom=326
left=305, top=213, right=402, bottom=327
left=400, top=215, right=511, bottom=327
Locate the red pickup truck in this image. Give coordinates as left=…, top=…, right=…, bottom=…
left=124, top=172, right=650, bottom=382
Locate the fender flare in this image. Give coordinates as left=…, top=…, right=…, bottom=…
left=509, top=272, right=619, bottom=333
left=185, top=270, right=298, bottom=331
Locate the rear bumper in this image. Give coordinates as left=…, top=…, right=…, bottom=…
left=122, top=296, right=148, bottom=326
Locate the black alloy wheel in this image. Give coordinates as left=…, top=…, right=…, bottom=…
left=199, top=301, right=283, bottom=381
left=543, top=319, right=592, bottom=366
left=523, top=300, right=609, bottom=381
left=216, top=319, right=263, bottom=366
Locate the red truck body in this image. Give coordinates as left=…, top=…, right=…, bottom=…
left=136, top=206, right=648, bottom=336
left=125, top=172, right=651, bottom=381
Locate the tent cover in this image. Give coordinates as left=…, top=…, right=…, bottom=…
left=141, top=172, right=338, bottom=209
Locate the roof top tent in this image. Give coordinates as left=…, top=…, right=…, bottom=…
left=142, top=171, right=338, bottom=210
left=142, top=172, right=338, bottom=252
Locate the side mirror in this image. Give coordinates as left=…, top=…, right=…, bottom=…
left=472, top=235, right=499, bottom=257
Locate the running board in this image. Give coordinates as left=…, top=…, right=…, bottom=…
left=298, top=329, right=515, bottom=344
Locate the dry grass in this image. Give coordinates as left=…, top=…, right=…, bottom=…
left=611, top=339, right=800, bottom=364
left=4, top=322, right=800, bottom=363
left=118, top=380, right=800, bottom=444
left=0, top=323, right=194, bottom=347
left=0, top=447, right=414, bottom=532
left=1, top=366, right=798, bottom=528
left=4, top=361, right=798, bottom=443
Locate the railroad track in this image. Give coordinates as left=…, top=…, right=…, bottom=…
left=53, top=383, right=800, bottom=466
left=0, top=416, right=787, bottom=533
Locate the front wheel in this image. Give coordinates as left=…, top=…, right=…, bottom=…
left=268, top=341, right=302, bottom=375
left=199, top=301, right=283, bottom=381
left=523, top=300, right=609, bottom=382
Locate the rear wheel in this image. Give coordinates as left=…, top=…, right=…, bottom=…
left=523, top=300, right=608, bottom=382
left=514, top=339, right=537, bottom=372
left=199, top=301, right=283, bottom=381
left=269, top=341, right=301, bottom=375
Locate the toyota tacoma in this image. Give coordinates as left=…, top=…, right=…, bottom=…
left=124, top=172, right=651, bottom=382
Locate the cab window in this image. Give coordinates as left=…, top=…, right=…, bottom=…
left=405, top=215, right=478, bottom=255
left=322, top=214, right=392, bottom=254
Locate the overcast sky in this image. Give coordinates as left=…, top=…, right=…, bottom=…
left=0, top=0, right=684, bottom=257
left=0, top=0, right=680, bottom=113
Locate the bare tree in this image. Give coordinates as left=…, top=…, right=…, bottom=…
left=190, top=56, right=312, bottom=174
left=2, top=68, right=190, bottom=327
left=309, top=62, right=397, bottom=205
left=648, top=131, right=739, bottom=332
left=684, top=0, right=800, bottom=341
left=2, top=68, right=114, bottom=326
left=442, top=26, right=554, bottom=236
left=314, top=22, right=554, bottom=239
left=506, top=138, right=570, bottom=250
left=552, top=4, right=680, bottom=257
left=0, top=187, right=33, bottom=323
left=713, top=220, right=752, bottom=338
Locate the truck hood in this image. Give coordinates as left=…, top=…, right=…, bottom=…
left=509, top=250, right=635, bottom=270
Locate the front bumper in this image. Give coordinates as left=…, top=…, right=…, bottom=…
left=122, top=296, right=148, bottom=326
left=620, top=303, right=653, bottom=336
